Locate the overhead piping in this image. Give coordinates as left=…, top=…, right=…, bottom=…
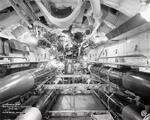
left=35, top=0, right=83, bottom=28
left=79, top=0, right=102, bottom=55
left=86, top=0, right=102, bottom=39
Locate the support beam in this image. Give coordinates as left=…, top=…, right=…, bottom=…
left=56, top=74, right=90, bottom=78
left=44, top=84, right=103, bottom=90
left=7, top=0, right=32, bottom=27
left=106, top=13, right=147, bottom=40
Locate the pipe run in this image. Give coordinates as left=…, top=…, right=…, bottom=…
left=89, top=65, right=150, bottom=98
left=16, top=90, right=58, bottom=120
left=0, top=67, right=56, bottom=104
left=94, top=90, right=143, bottom=120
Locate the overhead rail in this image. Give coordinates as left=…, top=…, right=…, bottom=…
left=0, top=55, right=27, bottom=60
left=0, top=61, right=48, bottom=77
left=98, top=54, right=149, bottom=64
left=84, top=54, right=150, bottom=69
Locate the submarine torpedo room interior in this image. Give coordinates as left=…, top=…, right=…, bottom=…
left=1, top=0, right=150, bottom=120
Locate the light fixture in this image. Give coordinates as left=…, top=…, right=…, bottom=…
left=140, top=0, right=150, bottom=5
left=93, top=33, right=108, bottom=44
left=83, top=56, right=87, bottom=60
left=140, top=4, right=150, bottom=22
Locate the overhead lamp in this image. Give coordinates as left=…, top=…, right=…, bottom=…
left=28, top=37, right=38, bottom=45
left=83, top=56, right=87, bottom=61
left=93, top=33, right=108, bottom=44
left=140, top=4, right=150, bottom=22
